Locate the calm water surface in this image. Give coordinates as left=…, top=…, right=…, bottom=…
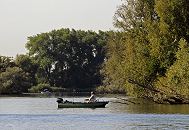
left=0, top=97, right=189, bottom=130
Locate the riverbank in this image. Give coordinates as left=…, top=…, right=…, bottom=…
left=0, top=92, right=126, bottom=98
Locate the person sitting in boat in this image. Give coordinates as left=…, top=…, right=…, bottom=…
left=84, top=91, right=97, bottom=102
left=88, top=91, right=96, bottom=102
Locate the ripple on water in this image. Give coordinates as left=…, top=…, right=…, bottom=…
left=0, top=97, right=189, bottom=130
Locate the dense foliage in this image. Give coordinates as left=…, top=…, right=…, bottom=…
left=102, top=0, right=189, bottom=103
left=0, top=29, right=108, bottom=94
left=26, top=29, right=108, bottom=89
left=28, top=83, right=52, bottom=93
left=0, top=67, right=31, bottom=94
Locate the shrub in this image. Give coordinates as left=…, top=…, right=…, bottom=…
left=28, top=83, right=52, bottom=93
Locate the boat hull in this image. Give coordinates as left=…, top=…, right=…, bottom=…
left=58, top=101, right=109, bottom=108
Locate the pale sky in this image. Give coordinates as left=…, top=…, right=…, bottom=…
left=0, top=0, right=121, bottom=57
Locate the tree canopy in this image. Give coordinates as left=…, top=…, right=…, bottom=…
left=26, top=29, right=109, bottom=89
left=102, top=0, right=189, bottom=103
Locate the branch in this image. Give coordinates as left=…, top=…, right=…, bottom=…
left=128, top=78, right=160, bottom=93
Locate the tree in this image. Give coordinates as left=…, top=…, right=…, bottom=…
left=103, top=0, right=189, bottom=103
left=155, top=39, right=189, bottom=100
left=103, top=0, right=160, bottom=96
left=15, top=54, right=38, bottom=86
left=0, top=56, right=15, bottom=73
left=0, top=67, right=32, bottom=94
left=114, top=0, right=157, bottom=31
left=155, top=0, right=189, bottom=42
left=26, top=28, right=108, bottom=89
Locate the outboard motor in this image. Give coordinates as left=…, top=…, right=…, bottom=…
left=57, top=98, right=63, bottom=103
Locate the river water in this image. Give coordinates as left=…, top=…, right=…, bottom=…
left=0, top=97, right=189, bottom=130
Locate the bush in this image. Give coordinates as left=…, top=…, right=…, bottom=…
left=28, top=83, right=52, bottom=93
left=50, top=87, right=65, bottom=92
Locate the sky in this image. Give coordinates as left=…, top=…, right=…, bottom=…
left=0, top=0, right=122, bottom=57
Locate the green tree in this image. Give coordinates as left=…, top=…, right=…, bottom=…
left=0, top=67, right=32, bottom=94
left=114, top=0, right=157, bottom=31
left=156, top=39, right=189, bottom=100
left=103, top=0, right=160, bottom=96
left=15, top=54, right=38, bottom=86
left=155, top=0, right=189, bottom=42
left=26, top=28, right=108, bottom=89
left=103, top=0, right=189, bottom=103
left=0, top=56, right=15, bottom=73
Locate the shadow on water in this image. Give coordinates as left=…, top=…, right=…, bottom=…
left=108, top=97, right=189, bottom=114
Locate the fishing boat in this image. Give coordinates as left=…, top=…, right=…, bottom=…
left=57, top=98, right=109, bottom=108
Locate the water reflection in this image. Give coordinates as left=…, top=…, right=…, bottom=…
left=108, top=98, right=189, bottom=114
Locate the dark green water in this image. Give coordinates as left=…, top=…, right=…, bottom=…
left=0, top=97, right=189, bottom=130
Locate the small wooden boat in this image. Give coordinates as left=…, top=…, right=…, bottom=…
left=57, top=98, right=109, bottom=108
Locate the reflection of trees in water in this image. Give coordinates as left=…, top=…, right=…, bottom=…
left=108, top=97, right=189, bottom=114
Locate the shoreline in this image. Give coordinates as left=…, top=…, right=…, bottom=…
left=0, top=93, right=126, bottom=98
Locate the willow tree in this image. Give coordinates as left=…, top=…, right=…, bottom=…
left=152, top=0, right=189, bottom=103
left=101, top=32, right=128, bottom=93
left=103, top=0, right=160, bottom=96
left=103, top=0, right=189, bottom=103
left=155, top=0, right=189, bottom=42
left=155, top=39, right=189, bottom=103
left=150, top=0, right=189, bottom=73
